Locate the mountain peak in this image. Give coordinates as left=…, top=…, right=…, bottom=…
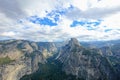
left=68, top=38, right=80, bottom=47
left=71, top=38, right=78, bottom=41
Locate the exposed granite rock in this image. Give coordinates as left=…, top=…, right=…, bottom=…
left=0, top=40, right=46, bottom=80
left=38, top=42, right=58, bottom=58
left=99, top=43, right=120, bottom=79
left=38, top=42, right=57, bottom=52
left=57, top=38, right=118, bottom=80
left=0, top=39, right=119, bottom=80
left=100, top=43, right=120, bottom=57
left=100, top=46, right=113, bottom=56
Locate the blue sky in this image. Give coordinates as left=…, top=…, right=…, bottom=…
left=0, top=0, right=120, bottom=41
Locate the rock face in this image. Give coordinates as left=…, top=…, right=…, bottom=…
left=100, top=43, right=120, bottom=57
left=0, top=40, right=52, bottom=80
left=38, top=42, right=57, bottom=52
left=100, top=43, right=120, bottom=79
left=38, top=42, right=57, bottom=58
left=0, top=39, right=120, bottom=80
left=57, top=38, right=118, bottom=80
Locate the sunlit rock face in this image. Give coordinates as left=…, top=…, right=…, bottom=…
left=38, top=42, right=58, bottom=58
left=57, top=38, right=118, bottom=80
left=0, top=40, right=47, bottom=80
left=0, top=39, right=120, bottom=80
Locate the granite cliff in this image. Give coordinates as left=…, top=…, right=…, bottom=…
left=0, top=40, right=57, bottom=80
left=57, top=38, right=119, bottom=80
left=0, top=38, right=120, bottom=80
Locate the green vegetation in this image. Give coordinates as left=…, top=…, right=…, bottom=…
left=20, top=59, right=84, bottom=80
left=82, top=49, right=91, bottom=55
left=107, top=56, right=120, bottom=76
left=108, top=56, right=120, bottom=65
left=71, top=47, right=78, bottom=52
left=0, top=56, right=14, bottom=65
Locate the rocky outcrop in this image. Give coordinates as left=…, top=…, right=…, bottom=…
left=100, top=43, right=120, bottom=57
left=0, top=40, right=46, bottom=80
left=0, top=39, right=119, bottom=80
left=100, top=43, right=120, bottom=79
left=38, top=42, right=57, bottom=58
left=57, top=38, right=118, bottom=80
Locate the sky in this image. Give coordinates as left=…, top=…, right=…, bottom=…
left=0, top=0, right=120, bottom=42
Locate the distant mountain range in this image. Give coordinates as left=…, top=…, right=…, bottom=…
left=0, top=38, right=120, bottom=80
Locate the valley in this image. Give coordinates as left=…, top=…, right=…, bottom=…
left=0, top=38, right=119, bottom=80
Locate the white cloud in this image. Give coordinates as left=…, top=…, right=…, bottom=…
left=0, top=0, right=120, bottom=41
left=66, top=6, right=120, bottom=20
left=0, top=0, right=27, bottom=20
left=90, top=0, right=120, bottom=8
left=1, top=31, right=16, bottom=37
left=102, top=12, right=120, bottom=29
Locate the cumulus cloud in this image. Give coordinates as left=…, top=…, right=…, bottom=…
left=0, top=0, right=27, bottom=20
left=66, top=6, right=120, bottom=20
left=0, top=0, right=120, bottom=41
left=1, top=31, right=16, bottom=37
left=0, top=0, right=69, bottom=20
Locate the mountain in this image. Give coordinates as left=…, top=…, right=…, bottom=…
left=80, top=39, right=120, bottom=78
left=0, top=40, right=57, bottom=80
left=0, top=38, right=120, bottom=80
left=80, top=39, right=120, bottom=48
left=100, top=43, right=120, bottom=57
left=57, top=38, right=119, bottom=80
left=38, top=42, right=57, bottom=58
left=99, top=43, right=120, bottom=78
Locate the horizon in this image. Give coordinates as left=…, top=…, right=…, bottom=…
left=0, top=0, right=120, bottom=41
left=0, top=38, right=120, bottom=43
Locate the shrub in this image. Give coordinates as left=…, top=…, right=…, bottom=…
left=0, top=56, right=14, bottom=65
